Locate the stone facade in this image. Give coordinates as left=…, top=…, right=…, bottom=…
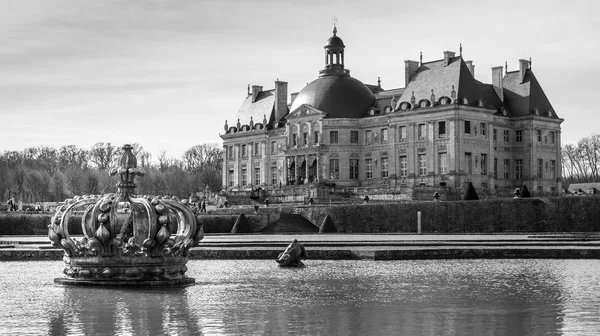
left=221, top=28, right=563, bottom=198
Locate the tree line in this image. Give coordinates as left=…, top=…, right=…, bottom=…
left=561, top=134, right=600, bottom=184
left=0, top=142, right=223, bottom=204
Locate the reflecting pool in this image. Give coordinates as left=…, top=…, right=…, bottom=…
left=1, top=259, right=600, bottom=335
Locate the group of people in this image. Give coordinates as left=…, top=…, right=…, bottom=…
left=194, top=199, right=208, bottom=213
left=4, top=198, right=48, bottom=212
left=5, top=198, right=17, bottom=212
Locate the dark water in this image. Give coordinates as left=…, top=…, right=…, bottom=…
left=1, top=259, right=599, bottom=335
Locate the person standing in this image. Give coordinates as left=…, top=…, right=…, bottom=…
left=201, top=199, right=207, bottom=213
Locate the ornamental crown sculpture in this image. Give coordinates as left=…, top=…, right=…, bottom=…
left=48, top=144, right=204, bottom=286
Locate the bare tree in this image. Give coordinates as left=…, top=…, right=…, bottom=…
left=89, top=142, right=118, bottom=170
left=183, top=143, right=223, bottom=173
left=25, top=170, right=44, bottom=202
left=58, top=145, right=88, bottom=171
left=12, top=166, right=28, bottom=202
left=49, top=171, right=70, bottom=201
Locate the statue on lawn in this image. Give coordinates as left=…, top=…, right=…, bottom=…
left=276, top=239, right=307, bottom=267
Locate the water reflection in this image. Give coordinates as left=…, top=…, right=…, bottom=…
left=48, top=287, right=202, bottom=335
left=1, top=260, right=600, bottom=335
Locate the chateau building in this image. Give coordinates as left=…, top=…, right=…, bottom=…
left=220, top=27, right=563, bottom=198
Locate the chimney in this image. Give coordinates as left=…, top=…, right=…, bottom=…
left=465, top=60, right=475, bottom=77
left=274, top=80, right=288, bottom=121
left=404, top=60, right=419, bottom=87
left=443, top=51, right=456, bottom=66
left=519, top=59, right=530, bottom=82
left=251, top=85, right=263, bottom=103
left=290, top=92, right=299, bottom=105
left=492, top=66, right=504, bottom=102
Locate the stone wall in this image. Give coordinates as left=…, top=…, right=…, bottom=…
left=298, top=197, right=600, bottom=233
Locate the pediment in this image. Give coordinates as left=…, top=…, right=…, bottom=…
left=286, top=104, right=327, bottom=120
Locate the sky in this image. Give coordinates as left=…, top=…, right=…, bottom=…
left=1, top=0, right=598, bottom=159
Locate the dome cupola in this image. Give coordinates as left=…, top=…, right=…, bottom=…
left=320, top=25, right=349, bottom=77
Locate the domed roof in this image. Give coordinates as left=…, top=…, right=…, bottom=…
left=325, top=26, right=345, bottom=49
left=325, top=35, right=345, bottom=48
left=290, top=76, right=375, bottom=119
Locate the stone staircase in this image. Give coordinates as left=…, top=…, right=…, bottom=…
left=261, top=213, right=318, bottom=233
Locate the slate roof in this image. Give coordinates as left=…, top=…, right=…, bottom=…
left=503, top=70, right=558, bottom=118
left=234, top=90, right=275, bottom=126
left=398, top=57, right=503, bottom=110
left=373, top=88, right=406, bottom=111
left=365, top=84, right=385, bottom=94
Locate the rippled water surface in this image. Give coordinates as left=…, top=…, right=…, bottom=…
left=1, top=259, right=600, bottom=335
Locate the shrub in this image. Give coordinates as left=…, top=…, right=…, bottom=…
left=463, top=182, right=479, bottom=200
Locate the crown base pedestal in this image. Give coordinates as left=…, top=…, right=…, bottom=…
left=55, top=255, right=194, bottom=287
left=54, top=277, right=195, bottom=287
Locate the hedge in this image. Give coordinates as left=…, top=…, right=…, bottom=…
left=2, top=197, right=600, bottom=235
left=318, top=197, right=600, bottom=233
left=0, top=214, right=83, bottom=235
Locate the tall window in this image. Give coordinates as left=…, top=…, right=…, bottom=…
left=271, top=141, right=277, bottom=154
left=418, top=154, right=427, bottom=176
left=270, top=167, right=278, bottom=185
left=350, top=159, right=359, bottom=179
left=481, top=154, right=487, bottom=175
left=549, top=131, right=556, bottom=144
left=241, top=168, right=247, bottom=186
left=330, top=131, right=338, bottom=144
left=465, top=152, right=472, bottom=174
left=399, top=156, right=408, bottom=177
left=550, top=160, right=556, bottom=179
left=381, top=128, right=388, bottom=143
left=537, top=159, right=543, bottom=178
left=350, top=131, right=359, bottom=144
left=515, top=159, right=523, bottom=180
left=381, top=157, right=389, bottom=178
left=399, top=126, right=407, bottom=142
left=493, top=158, right=498, bottom=178
left=228, top=146, right=234, bottom=159
left=418, top=124, right=426, bottom=140
left=254, top=142, right=260, bottom=156
left=292, top=134, right=297, bottom=146
left=493, top=129, right=497, bottom=142
left=365, top=130, right=372, bottom=144
left=438, top=152, right=448, bottom=174
left=516, top=130, right=523, bottom=143
left=465, top=121, right=471, bottom=134
left=241, top=144, right=247, bottom=158
left=537, top=130, right=542, bottom=142
left=254, top=168, right=261, bottom=185
left=228, top=169, right=234, bottom=187
left=329, top=159, right=339, bottom=179
left=438, top=121, right=446, bottom=137
left=303, top=132, right=308, bottom=146
left=503, top=130, right=510, bottom=143
left=480, top=123, right=486, bottom=137
left=366, top=159, right=373, bottom=179
left=314, top=131, right=320, bottom=144
left=504, top=159, right=510, bottom=179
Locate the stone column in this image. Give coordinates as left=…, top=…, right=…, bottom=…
left=294, top=156, right=300, bottom=185
left=305, top=155, right=310, bottom=183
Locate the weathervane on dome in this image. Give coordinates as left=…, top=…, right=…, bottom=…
left=332, top=17, right=338, bottom=35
